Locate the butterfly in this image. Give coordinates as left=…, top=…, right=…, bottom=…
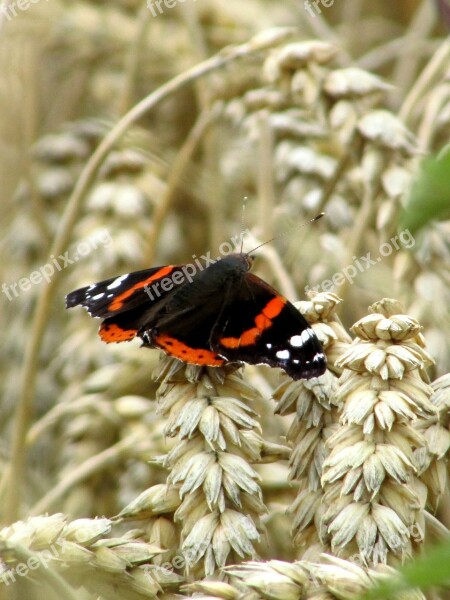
left=66, top=252, right=326, bottom=380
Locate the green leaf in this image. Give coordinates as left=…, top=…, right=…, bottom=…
left=400, top=152, right=450, bottom=234
left=361, top=539, right=450, bottom=599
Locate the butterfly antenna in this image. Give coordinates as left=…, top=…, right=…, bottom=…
left=240, top=196, right=248, bottom=253
left=248, top=212, right=325, bottom=255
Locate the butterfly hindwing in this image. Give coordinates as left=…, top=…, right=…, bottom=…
left=141, top=291, right=229, bottom=366
left=142, top=259, right=244, bottom=366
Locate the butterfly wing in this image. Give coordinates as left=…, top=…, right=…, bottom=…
left=65, top=266, right=180, bottom=318
left=145, top=298, right=227, bottom=366
left=66, top=265, right=188, bottom=343
left=66, top=256, right=326, bottom=378
left=66, top=263, right=228, bottom=361
left=142, top=265, right=239, bottom=366
left=211, top=273, right=326, bottom=379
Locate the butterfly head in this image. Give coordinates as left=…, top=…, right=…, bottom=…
left=224, top=252, right=254, bottom=273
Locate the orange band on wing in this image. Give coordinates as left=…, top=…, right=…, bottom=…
left=219, top=296, right=286, bottom=349
left=155, top=333, right=225, bottom=366
left=109, top=266, right=174, bottom=311
left=99, top=323, right=138, bottom=342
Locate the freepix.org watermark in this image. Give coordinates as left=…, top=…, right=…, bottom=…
left=147, top=0, right=197, bottom=18
left=0, top=0, right=48, bottom=22
left=144, top=230, right=251, bottom=301
left=303, top=0, right=334, bottom=18
left=305, top=228, right=416, bottom=294
left=1, top=537, right=68, bottom=586
left=2, top=229, right=112, bottom=302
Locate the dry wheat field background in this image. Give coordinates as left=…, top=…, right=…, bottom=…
left=0, top=0, right=450, bottom=599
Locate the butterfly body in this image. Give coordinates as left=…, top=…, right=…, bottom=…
left=66, top=253, right=326, bottom=380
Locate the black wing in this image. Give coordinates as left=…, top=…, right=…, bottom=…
left=65, top=265, right=180, bottom=318
left=66, top=265, right=187, bottom=344
left=212, top=273, right=326, bottom=380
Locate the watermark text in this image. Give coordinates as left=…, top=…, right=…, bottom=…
left=2, top=229, right=112, bottom=302
left=305, top=229, right=415, bottom=294
left=147, top=0, right=197, bottom=18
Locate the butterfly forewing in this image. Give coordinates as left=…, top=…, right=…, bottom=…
left=212, top=273, right=326, bottom=379
left=66, top=265, right=180, bottom=318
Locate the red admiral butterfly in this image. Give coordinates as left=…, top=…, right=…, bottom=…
left=66, top=252, right=326, bottom=380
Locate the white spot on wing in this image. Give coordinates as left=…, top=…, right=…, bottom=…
left=92, top=293, right=105, bottom=300
left=276, top=349, right=290, bottom=360
left=290, top=329, right=314, bottom=347
left=266, top=343, right=272, bottom=349
left=107, top=274, right=129, bottom=290
left=302, top=329, right=314, bottom=343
